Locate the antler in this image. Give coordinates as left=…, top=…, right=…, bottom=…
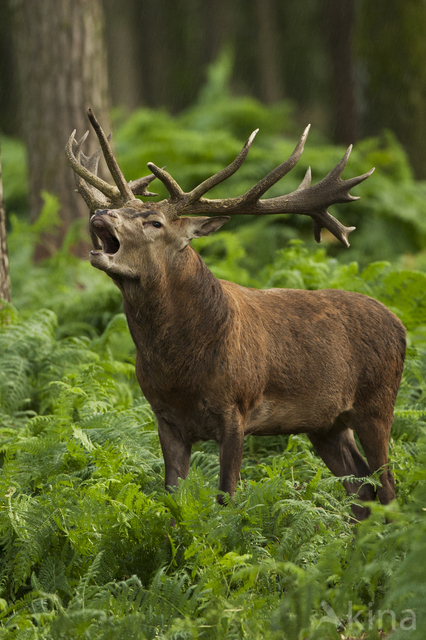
left=66, top=110, right=373, bottom=248
left=148, top=124, right=374, bottom=247
left=65, top=109, right=157, bottom=213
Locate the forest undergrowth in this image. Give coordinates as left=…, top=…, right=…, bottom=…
left=1, top=221, right=426, bottom=638
left=2, top=69, right=426, bottom=636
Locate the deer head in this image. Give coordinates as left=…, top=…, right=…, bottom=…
left=66, top=109, right=374, bottom=279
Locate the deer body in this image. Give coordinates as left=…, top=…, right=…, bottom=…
left=67, top=111, right=406, bottom=519
left=115, top=238, right=405, bottom=519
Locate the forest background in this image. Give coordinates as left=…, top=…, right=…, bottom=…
left=1, top=1, right=426, bottom=638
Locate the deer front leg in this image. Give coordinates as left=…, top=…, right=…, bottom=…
left=217, top=417, right=245, bottom=505
left=157, top=418, right=192, bottom=492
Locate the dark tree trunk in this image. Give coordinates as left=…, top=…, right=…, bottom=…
left=358, top=0, right=426, bottom=179
left=254, top=0, right=284, bottom=103
left=137, top=0, right=173, bottom=108
left=323, top=0, right=358, bottom=145
left=0, top=2, right=19, bottom=136
left=203, top=0, right=237, bottom=62
left=0, top=143, right=11, bottom=304
left=11, top=0, right=111, bottom=259
left=137, top=0, right=207, bottom=112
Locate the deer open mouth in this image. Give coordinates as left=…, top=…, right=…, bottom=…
left=91, top=217, right=120, bottom=255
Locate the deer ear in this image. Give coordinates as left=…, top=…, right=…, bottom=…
left=184, top=216, right=230, bottom=239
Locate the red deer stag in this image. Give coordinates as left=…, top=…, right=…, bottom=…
left=66, top=109, right=406, bottom=520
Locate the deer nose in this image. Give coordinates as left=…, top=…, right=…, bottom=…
left=94, top=209, right=117, bottom=218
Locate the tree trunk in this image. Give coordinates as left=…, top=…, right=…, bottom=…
left=357, top=0, right=426, bottom=179
left=254, top=0, right=284, bottom=103
left=137, top=0, right=174, bottom=109
left=0, top=142, right=11, bottom=304
left=103, top=0, right=142, bottom=111
left=203, top=0, right=237, bottom=62
left=11, top=0, right=111, bottom=259
left=323, top=0, right=358, bottom=145
left=0, top=1, right=19, bottom=136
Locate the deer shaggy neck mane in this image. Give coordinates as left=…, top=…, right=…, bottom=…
left=120, top=246, right=231, bottom=388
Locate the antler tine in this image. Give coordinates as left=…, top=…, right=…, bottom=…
left=65, top=130, right=119, bottom=204
left=145, top=128, right=259, bottom=204
left=146, top=163, right=184, bottom=200
left=324, top=144, right=375, bottom=197
left=312, top=214, right=356, bottom=247
left=302, top=145, right=375, bottom=201
left=295, top=167, right=312, bottom=192
left=70, top=131, right=109, bottom=212
left=183, top=129, right=259, bottom=207
left=236, top=124, right=311, bottom=206
left=129, top=173, right=158, bottom=198
left=73, top=129, right=89, bottom=153
left=76, top=133, right=112, bottom=175
left=84, top=144, right=103, bottom=173
left=87, top=108, right=135, bottom=202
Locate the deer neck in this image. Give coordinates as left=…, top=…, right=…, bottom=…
left=116, top=246, right=230, bottom=366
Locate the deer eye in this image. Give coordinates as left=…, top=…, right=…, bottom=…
left=152, top=221, right=162, bottom=228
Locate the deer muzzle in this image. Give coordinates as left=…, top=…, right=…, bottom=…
left=90, top=212, right=120, bottom=255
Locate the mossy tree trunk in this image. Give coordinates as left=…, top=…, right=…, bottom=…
left=11, top=0, right=111, bottom=259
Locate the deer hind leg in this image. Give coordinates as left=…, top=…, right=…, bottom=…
left=308, top=419, right=374, bottom=521
left=217, top=411, right=245, bottom=505
left=348, top=404, right=396, bottom=509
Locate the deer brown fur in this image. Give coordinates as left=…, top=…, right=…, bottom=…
left=66, top=110, right=406, bottom=520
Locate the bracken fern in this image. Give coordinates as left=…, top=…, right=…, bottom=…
left=0, top=232, right=425, bottom=638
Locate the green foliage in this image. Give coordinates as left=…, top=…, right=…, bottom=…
left=180, top=48, right=296, bottom=140
left=0, top=135, right=28, bottom=218
left=2, top=216, right=426, bottom=638
left=2, top=67, right=426, bottom=635
left=7, top=195, right=123, bottom=335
